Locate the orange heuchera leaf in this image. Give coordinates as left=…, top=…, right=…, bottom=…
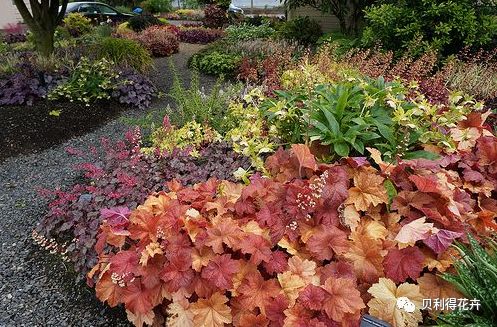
left=166, top=297, right=194, bottom=327
left=238, top=313, right=269, bottom=327
left=265, top=294, right=289, bottom=326
left=160, top=256, right=195, bottom=293
left=321, top=277, right=365, bottom=323
left=95, top=271, right=122, bottom=307
left=341, top=204, right=361, bottom=231
left=192, top=246, right=216, bottom=272
left=287, top=256, right=319, bottom=285
left=305, top=226, right=349, bottom=260
left=200, top=254, right=239, bottom=290
left=344, top=233, right=384, bottom=283
left=122, top=280, right=154, bottom=315
left=238, top=271, right=281, bottom=312
left=408, top=175, right=441, bottom=194
left=394, top=217, right=438, bottom=248
left=417, top=273, right=463, bottom=311
left=139, top=242, right=163, bottom=266
left=367, top=278, right=423, bottom=327
left=383, top=246, right=424, bottom=283
left=346, top=170, right=388, bottom=211
left=126, top=309, right=155, bottom=327
left=205, top=217, right=242, bottom=253
left=189, top=292, right=232, bottom=327
left=239, top=233, right=272, bottom=264
left=278, top=271, right=307, bottom=306
left=291, top=144, right=318, bottom=177
left=297, top=284, right=326, bottom=311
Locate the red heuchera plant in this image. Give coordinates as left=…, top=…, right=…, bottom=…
left=89, top=113, right=497, bottom=326
left=134, top=26, right=179, bottom=57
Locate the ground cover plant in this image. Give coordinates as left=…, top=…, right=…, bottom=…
left=178, top=27, right=224, bottom=44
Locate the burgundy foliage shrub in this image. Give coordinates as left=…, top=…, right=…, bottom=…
left=113, top=69, right=157, bottom=109
left=134, top=26, right=179, bottom=57
left=202, top=4, right=228, bottom=29
left=2, top=23, right=27, bottom=43
left=178, top=27, right=224, bottom=44
left=36, top=129, right=250, bottom=277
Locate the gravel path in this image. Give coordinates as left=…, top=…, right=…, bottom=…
left=0, top=43, right=216, bottom=327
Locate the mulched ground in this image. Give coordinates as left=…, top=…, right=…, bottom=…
left=0, top=43, right=216, bottom=326
left=0, top=43, right=216, bottom=163
left=0, top=101, right=125, bottom=162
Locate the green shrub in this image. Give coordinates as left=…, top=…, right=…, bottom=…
left=142, top=0, right=173, bottom=14
left=115, top=5, right=132, bottom=13
left=96, top=37, right=152, bottom=72
left=63, top=13, right=93, bottom=37
left=362, top=0, right=497, bottom=56
left=317, top=32, right=360, bottom=57
left=225, top=23, right=275, bottom=41
left=48, top=57, right=117, bottom=105
left=277, top=16, right=322, bottom=46
left=190, top=50, right=241, bottom=76
left=128, top=14, right=162, bottom=32
left=168, top=63, right=241, bottom=131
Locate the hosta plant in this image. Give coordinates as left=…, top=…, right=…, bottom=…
left=88, top=124, right=497, bottom=326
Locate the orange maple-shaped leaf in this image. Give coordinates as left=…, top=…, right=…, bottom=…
left=139, top=242, right=164, bottom=266
left=95, top=271, right=122, bottom=307
left=344, top=233, right=385, bottom=283
left=192, top=246, right=216, bottom=272
left=278, top=271, right=307, bottom=306
left=166, top=297, right=194, bottom=327
left=417, top=273, right=463, bottom=311
left=394, top=217, right=438, bottom=249
left=237, top=271, right=281, bottom=312
left=291, top=144, right=317, bottom=177
left=367, top=278, right=423, bottom=327
left=205, top=217, right=242, bottom=253
left=321, top=277, right=365, bottom=322
left=305, top=225, right=349, bottom=260
left=346, top=170, right=388, bottom=211
left=189, top=292, right=232, bottom=327
left=238, top=313, right=269, bottom=327
left=287, top=256, right=320, bottom=285
left=126, top=309, right=155, bottom=327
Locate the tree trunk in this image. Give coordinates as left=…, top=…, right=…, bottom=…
left=33, top=28, right=55, bottom=57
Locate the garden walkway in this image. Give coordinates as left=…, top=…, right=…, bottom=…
left=0, top=43, right=215, bottom=326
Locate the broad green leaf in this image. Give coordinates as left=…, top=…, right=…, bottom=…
left=403, top=150, right=441, bottom=160
left=334, top=141, right=350, bottom=157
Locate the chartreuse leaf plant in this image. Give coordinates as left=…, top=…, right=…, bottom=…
left=438, top=234, right=497, bottom=327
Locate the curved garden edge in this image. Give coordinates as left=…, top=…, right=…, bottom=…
left=0, top=43, right=213, bottom=326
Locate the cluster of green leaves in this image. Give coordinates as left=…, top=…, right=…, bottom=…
left=362, top=0, right=497, bottom=56
left=438, top=234, right=497, bottom=327
left=62, top=13, right=93, bottom=37
left=168, top=64, right=242, bottom=132
left=142, top=0, right=173, bottom=14
left=127, top=15, right=163, bottom=32
left=190, top=50, right=241, bottom=77
left=276, top=16, right=322, bottom=46
left=144, top=120, right=221, bottom=155
left=96, top=37, right=152, bottom=73
left=261, top=75, right=478, bottom=160
left=48, top=57, right=117, bottom=105
left=225, top=23, right=275, bottom=42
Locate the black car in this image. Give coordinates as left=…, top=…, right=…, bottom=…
left=61, top=2, right=134, bottom=24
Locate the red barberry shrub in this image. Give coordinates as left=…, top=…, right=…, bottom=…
left=89, top=116, right=497, bottom=326
left=36, top=129, right=250, bottom=277
left=202, top=5, right=228, bottom=29
left=134, top=26, right=179, bottom=57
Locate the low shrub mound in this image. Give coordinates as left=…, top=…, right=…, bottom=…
left=142, top=0, right=173, bottom=14
left=134, top=26, right=179, bottom=57
left=225, top=23, right=275, bottom=42
left=178, top=27, right=224, bottom=44
left=128, top=15, right=163, bottom=32
left=190, top=50, right=241, bottom=76
left=63, top=13, right=93, bottom=37
left=277, top=16, right=322, bottom=46
left=96, top=37, right=153, bottom=73
left=203, top=4, right=228, bottom=28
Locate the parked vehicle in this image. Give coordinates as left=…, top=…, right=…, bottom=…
left=61, top=2, right=134, bottom=24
